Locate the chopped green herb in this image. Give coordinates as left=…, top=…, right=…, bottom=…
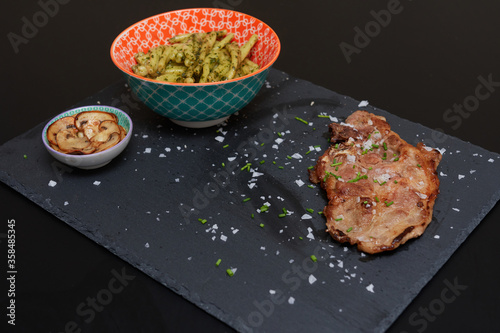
left=278, top=213, right=286, bottom=218
left=295, top=116, right=309, bottom=125
left=260, top=160, right=265, bottom=164
left=335, top=217, right=343, bottom=221
left=417, top=164, right=422, bottom=168
left=23, top=154, right=27, bottom=159
left=223, top=144, right=229, bottom=148
left=215, top=259, right=222, bottom=267
left=372, top=144, right=379, bottom=148
left=385, top=200, right=394, bottom=207
left=241, top=163, right=251, bottom=171
left=306, top=208, right=314, bottom=214
left=287, top=155, right=292, bottom=160
left=278, top=166, right=284, bottom=169
left=363, top=201, right=368, bottom=204
left=260, top=205, right=269, bottom=212
left=310, top=255, right=318, bottom=262
left=277, top=132, right=282, bottom=137
left=226, top=268, right=234, bottom=277
left=346, top=227, right=353, bottom=232
left=335, top=143, right=340, bottom=149
left=330, top=161, right=343, bottom=167
left=317, top=114, right=331, bottom=118
left=394, top=180, right=398, bottom=184
left=259, top=223, right=265, bottom=228
left=375, top=196, right=380, bottom=202
left=347, top=172, right=368, bottom=183
left=305, top=150, right=312, bottom=155
left=251, top=213, right=255, bottom=219
left=222, top=162, right=226, bottom=167
left=328, top=172, right=342, bottom=180
left=198, top=218, right=207, bottom=224
left=307, top=166, right=314, bottom=170
left=243, top=197, right=251, bottom=202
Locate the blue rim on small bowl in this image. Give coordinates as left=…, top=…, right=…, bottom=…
left=42, top=105, right=133, bottom=169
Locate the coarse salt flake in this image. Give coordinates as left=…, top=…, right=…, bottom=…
left=295, top=179, right=305, bottom=187
left=144, top=148, right=151, bottom=153
left=288, top=297, right=295, bottom=305
left=434, top=235, right=440, bottom=239
left=366, top=284, right=375, bottom=293
left=458, top=174, right=465, bottom=180
left=301, top=214, right=312, bottom=220
left=220, top=235, right=227, bottom=242
left=93, top=181, right=101, bottom=186
left=488, top=158, right=494, bottom=163
left=48, top=180, right=57, bottom=187
left=309, top=275, right=317, bottom=284
left=215, top=136, right=225, bottom=142
left=358, top=100, right=369, bottom=107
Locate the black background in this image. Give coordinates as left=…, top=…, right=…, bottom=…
left=1, top=1, right=499, bottom=332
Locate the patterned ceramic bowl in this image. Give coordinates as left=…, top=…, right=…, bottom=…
left=42, top=105, right=133, bottom=169
left=110, top=8, right=280, bottom=128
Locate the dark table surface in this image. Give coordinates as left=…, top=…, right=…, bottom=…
left=1, top=1, right=499, bottom=332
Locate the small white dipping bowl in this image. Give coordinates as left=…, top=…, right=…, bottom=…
left=42, top=105, right=133, bottom=169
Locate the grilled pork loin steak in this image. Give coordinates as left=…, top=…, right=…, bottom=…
left=309, top=111, right=442, bottom=254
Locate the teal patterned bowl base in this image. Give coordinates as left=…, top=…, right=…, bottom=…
left=126, top=68, right=270, bottom=127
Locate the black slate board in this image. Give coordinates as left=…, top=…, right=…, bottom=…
left=1, top=69, right=500, bottom=332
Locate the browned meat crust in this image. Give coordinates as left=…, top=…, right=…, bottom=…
left=309, top=111, right=442, bottom=254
